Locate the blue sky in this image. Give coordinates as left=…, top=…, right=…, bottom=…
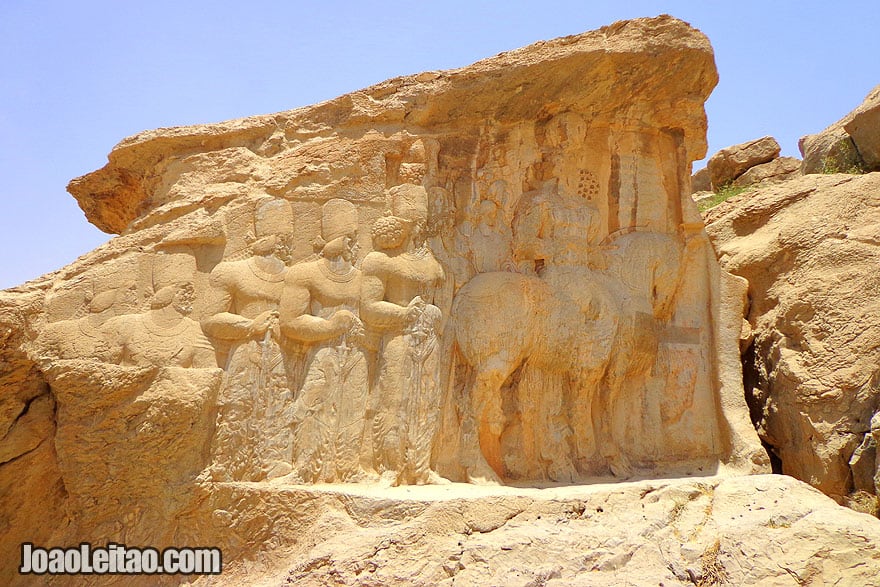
left=2, top=1, right=878, bottom=289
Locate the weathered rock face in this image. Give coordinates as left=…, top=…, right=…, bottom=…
left=705, top=172, right=880, bottom=500
left=706, top=136, right=780, bottom=189
left=800, top=84, right=880, bottom=174
left=731, top=155, right=800, bottom=188
left=6, top=14, right=876, bottom=585
left=192, top=475, right=880, bottom=586
left=690, top=166, right=711, bottom=192
left=844, top=85, right=880, bottom=170
left=691, top=142, right=800, bottom=198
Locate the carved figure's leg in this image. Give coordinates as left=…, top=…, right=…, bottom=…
left=570, top=366, right=604, bottom=475
left=372, top=334, right=407, bottom=475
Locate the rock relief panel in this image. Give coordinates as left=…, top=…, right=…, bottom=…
left=29, top=120, right=764, bottom=492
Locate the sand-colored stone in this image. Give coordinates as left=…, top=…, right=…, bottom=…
left=690, top=165, right=711, bottom=193
left=181, top=474, right=880, bottom=586
left=731, top=155, right=801, bottom=187
left=800, top=84, right=880, bottom=174
left=705, top=172, right=880, bottom=500
left=6, top=14, right=877, bottom=586
left=706, top=136, right=780, bottom=189
left=844, top=85, right=880, bottom=170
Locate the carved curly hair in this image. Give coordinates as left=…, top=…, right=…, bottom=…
left=371, top=216, right=406, bottom=250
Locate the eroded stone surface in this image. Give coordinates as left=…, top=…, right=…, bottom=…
left=800, top=84, right=880, bottom=174
left=844, top=85, right=880, bottom=170
left=690, top=166, right=711, bottom=193
left=185, top=475, right=880, bottom=587
left=705, top=172, right=880, bottom=500
left=731, top=156, right=801, bottom=187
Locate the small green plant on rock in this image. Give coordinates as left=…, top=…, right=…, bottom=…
left=697, top=183, right=751, bottom=213
left=821, top=140, right=868, bottom=175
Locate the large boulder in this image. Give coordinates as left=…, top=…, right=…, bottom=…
left=707, top=136, right=780, bottom=189
left=800, top=84, right=880, bottom=174
left=731, top=156, right=800, bottom=187
left=705, top=172, right=880, bottom=501
left=844, top=85, right=880, bottom=170
left=691, top=166, right=711, bottom=193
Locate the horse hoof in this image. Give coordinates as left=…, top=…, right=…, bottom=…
left=609, top=459, right=634, bottom=479
left=417, top=470, right=452, bottom=485
left=547, top=462, right=578, bottom=484
left=466, top=464, right=502, bottom=486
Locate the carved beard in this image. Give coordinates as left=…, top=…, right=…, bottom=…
left=173, top=286, right=195, bottom=315
left=274, top=239, right=293, bottom=264
left=411, top=221, right=427, bottom=250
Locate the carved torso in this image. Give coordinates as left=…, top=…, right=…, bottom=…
left=366, top=249, right=444, bottom=306
left=212, top=257, right=286, bottom=318
left=302, top=260, right=362, bottom=315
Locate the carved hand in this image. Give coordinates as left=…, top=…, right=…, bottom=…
left=331, top=309, right=362, bottom=336
left=248, top=309, right=279, bottom=339
left=347, top=319, right=366, bottom=344
left=405, top=296, right=426, bottom=323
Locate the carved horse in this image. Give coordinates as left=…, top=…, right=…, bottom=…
left=452, top=231, right=688, bottom=482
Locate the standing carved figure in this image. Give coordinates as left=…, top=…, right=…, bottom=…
left=361, top=184, right=447, bottom=485
left=279, top=199, right=370, bottom=483
left=202, top=199, right=294, bottom=482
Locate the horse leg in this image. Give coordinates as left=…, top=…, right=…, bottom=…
left=468, top=358, right=516, bottom=484
left=600, top=351, right=635, bottom=479
left=570, top=366, right=604, bottom=474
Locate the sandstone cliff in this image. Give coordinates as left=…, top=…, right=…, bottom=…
left=2, top=15, right=879, bottom=587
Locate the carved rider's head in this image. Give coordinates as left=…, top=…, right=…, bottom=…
left=86, top=289, right=117, bottom=315
left=150, top=281, right=195, bottom=315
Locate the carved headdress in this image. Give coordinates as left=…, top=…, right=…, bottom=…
left=321, top=198, right=359, bottom=242
left=152, top=251, right=197, bottom=291
left=254, top=198, right=295, bottom=239
left=387, top=183, right=428, bottom=223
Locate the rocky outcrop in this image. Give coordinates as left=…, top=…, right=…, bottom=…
left=731, top=156, right=800, bottom=187
left=0, top=286, right=69, bottom=572
left=2, top=14, right=878, bottom=586
left=193, top=475, right=880, bottom=586
left=705, top=172, right=880, bottom=501
left=844, top=86, right=880, bottom=170
left=800, top=84, right=880, bottom=174
left=692, top=138, right=800, bottom=197
left=706, top=136, right=780, bottom=189
left=68, top=16, right=717, bottom=236
left=691, top=166, right=711, bottom=192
